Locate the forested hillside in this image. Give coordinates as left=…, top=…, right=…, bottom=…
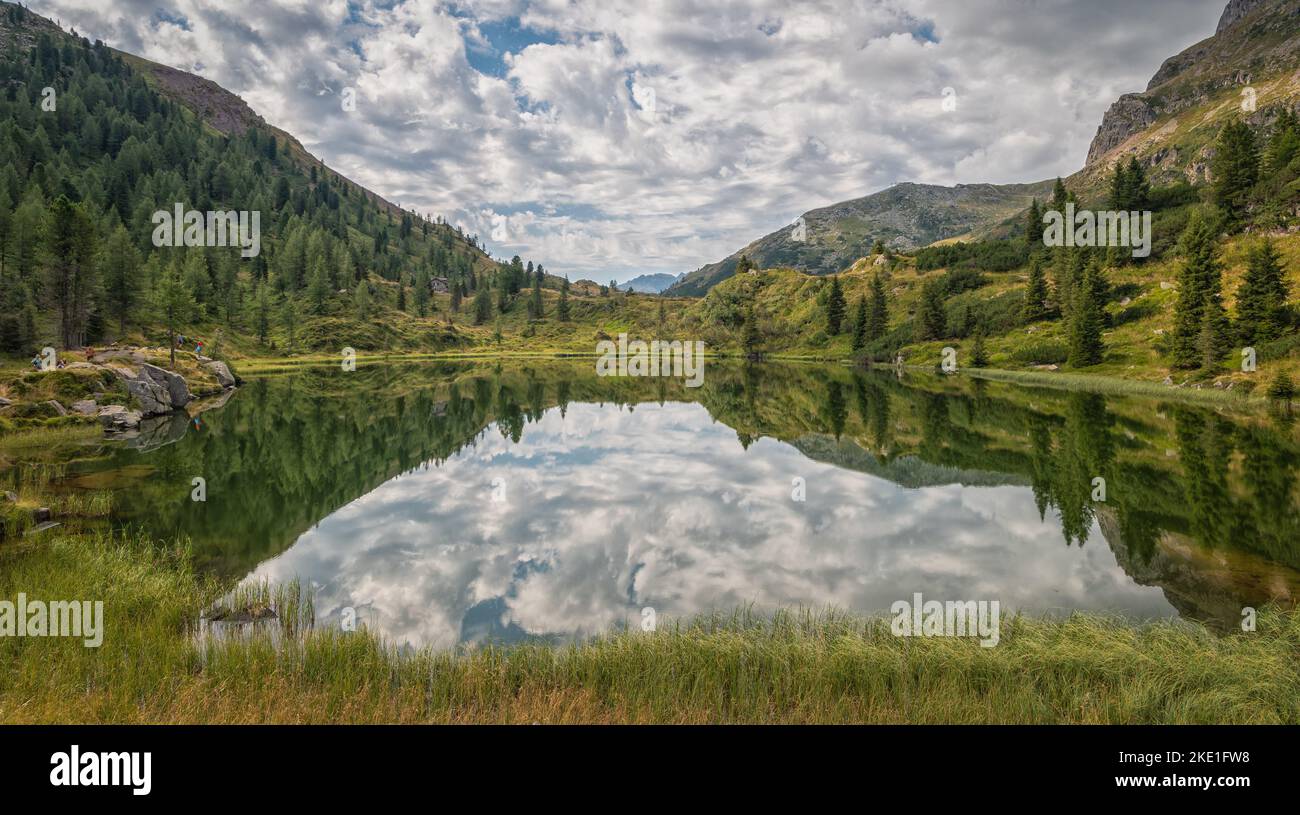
left=0, top=2, right=554, bottom=357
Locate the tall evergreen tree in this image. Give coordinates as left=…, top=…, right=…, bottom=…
left=1211, top=119, right=1260, bottom=224
left=826, top=276, right=846, bottom=334
left=919, top=279, right=947, bottom=340
left=1235, top=239, right=1289, bottom=345
left=151, top=258, right=196, bottom=368
left=850, top=294, right=868, bottom=355
left=101, top=224, right=140, bottom=335
left=1172, top=210, right=1225, bottom=369
left=1068, top=259, right=1106, bottom=367
left=45, top=195, right=98, bottom=348
left=867, top=272, right=888, bottom=341
left=1023, top=256, right=1050, bottom=323
left=557, top=278, right=571, bottom=322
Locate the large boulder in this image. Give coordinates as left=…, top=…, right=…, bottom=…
left=97, top=405, right=142, bottom=431
left=125, top=378, right=172, bottom=416
left=202, top=360, right=237, bottom=389
left=70, top=399, right=98, bottom=416
left=138, top=363, right=192, bottom=408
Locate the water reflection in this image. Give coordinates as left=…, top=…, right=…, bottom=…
left=60, top=361, right=1300, bottom=646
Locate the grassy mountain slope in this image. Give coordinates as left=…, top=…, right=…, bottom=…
left=666, top=181, right=1054, bottom=296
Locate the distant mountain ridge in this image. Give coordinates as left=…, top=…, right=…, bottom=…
left=665, top=180, right=1053, bottom=297
left=617, top=272, right=681, bottom=293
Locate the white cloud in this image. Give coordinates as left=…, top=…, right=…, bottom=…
left=31, top=0, right=1226, bottom=282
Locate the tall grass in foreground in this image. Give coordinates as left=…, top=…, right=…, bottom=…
left=1, top=530, right=1297, bottom=724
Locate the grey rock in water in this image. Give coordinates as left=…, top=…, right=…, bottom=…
left=98, top=405, right=143, bottom=431
left=203, top=360, right=237, bottom=389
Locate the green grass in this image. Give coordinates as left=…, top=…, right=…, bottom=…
left=1, top=528, right=1296, bottom=724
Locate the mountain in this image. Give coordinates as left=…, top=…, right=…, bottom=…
left=665, top=180, right=1054, bottom=296
left=1076, top=0, right=1300, bottom=192
left=617, top=272, right=680, bottom=293
left=671, top=0, right=1300, bottom=298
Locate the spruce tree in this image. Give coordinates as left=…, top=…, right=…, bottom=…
left=867, top=272, right=888, bottom=341
left=851, top=294, right=868, bottom=355
left=1172, top=210, right=1225, bottom=369
left=473, top=285, right=493, bottom=325
left=557, top=279, right=571, bottom=322
left=743, top=307, right=761, bottom=357
left=826, top=276, right=846, bottom=335
left=919, top=280, right=947, bottom=340
left=1068, top=259, right=1106, bottom=367
left=1211, top=119, right=1259, bottom=224
left=1235, top=239, right=1289, bottom=345
left=1023, top=256, right=1050, bottom=323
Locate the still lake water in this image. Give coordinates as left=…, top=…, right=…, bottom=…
left=55, top=360, right=1300, bottom=648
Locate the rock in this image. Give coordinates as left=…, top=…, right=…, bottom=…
left=1160, top=281, right=1175, bottom=290
left=43, top=400, right=67, bottom=417
left=202, top=360, right=237, bottom=389
left=1162, top=375, right=1173, bottom=385
left=1119, top=296, right=1131, bottom=307
left=24, top=521, right=60, bottom=537
left=91, top=349, right=144, bottom=365
left=125, top=378, right=172, bottom=416
left=0, top=397, right=10, bottom=407
left=33, top=507, right=51, bottom=523
left=70, top=399, right=98, bottom=416
left=97, top=405, right=142, bottom=431
left=138, top=363, right=192, bottom=408
left=3, top=491, right=16, bottom=503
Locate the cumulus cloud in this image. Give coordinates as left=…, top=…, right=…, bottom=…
left=33, top=0, right=1225, bottom=281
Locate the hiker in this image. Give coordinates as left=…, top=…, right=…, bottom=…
left=30, top=352, right=42, bottom=371
left=195, top=339, right=204, bottom=355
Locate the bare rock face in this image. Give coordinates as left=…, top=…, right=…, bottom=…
left=1086, top=94, right=1157, bottom=165
left=70, top=399, right=98, bottom=416
left=124, top=378, right=172, bottom=416
left=1218, top=0, right=1269, bottom=33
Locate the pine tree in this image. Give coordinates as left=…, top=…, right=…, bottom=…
left=1023, top=256, right=1050, bottom=323
left=353, top=279, right=371, bottom=320
left=1172, top=210, right=1225, bottom=369
left=1235, top=239, right=1289, bottom=345
left=1024, top=198, right=1042, bottom=249
left=151, top=258, right=196, bottom=368
left=530, top=276, right=543, bottom=320
left=970, top=332, right=990, bottom=368
left=743, top=307, right=761, bottom=357
left=1068, top=259, right=1106, bottom=367
left=254, top=281, right=272, bottom=345
left=473, top=285, right=493, bottom=325
left=45, top=195, right=98, bottom=348
left=851, top=294, right=868, bottom=355
left=557, top=279, right=571, bottom=321
left=307, top=256, right=331, bottom=314
left=867, top=272, right=888, bottom=341
left=919, top=280, right=947, bottom=340
left=280, top=293, right=298, bottom=352
left=1211, top=119, right=1259, bottom=224
left=826, top=276, right=846, bottom=334
left=101, top=224, right=141, bottom=335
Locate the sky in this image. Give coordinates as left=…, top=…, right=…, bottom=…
left=32, top=0, right=1228, bottom=284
